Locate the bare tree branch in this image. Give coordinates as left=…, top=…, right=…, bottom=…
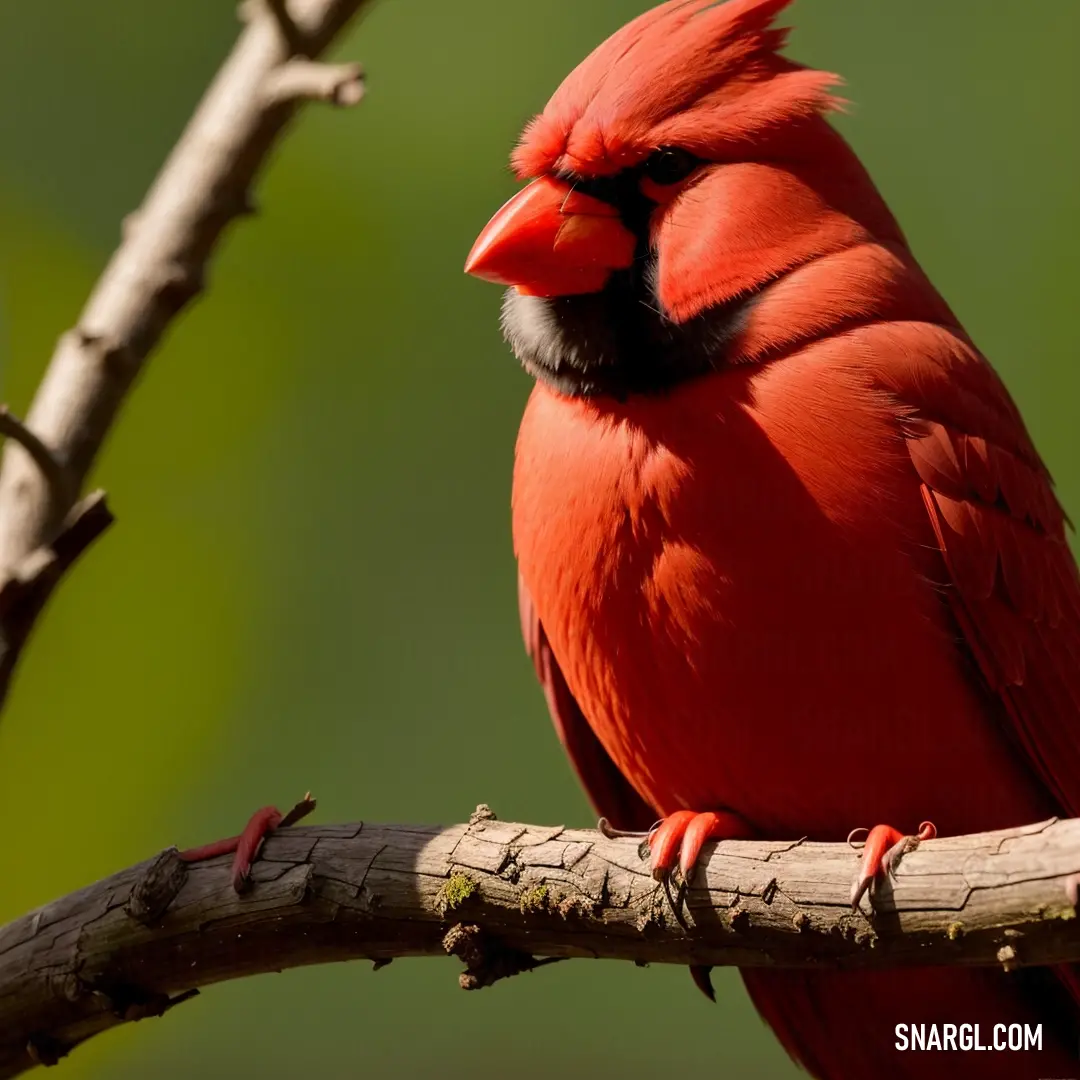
left=2, top=811, right=1079, bottom=1076
left=0, top=0, right=375, bottom=711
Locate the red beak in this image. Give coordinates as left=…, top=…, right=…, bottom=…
left=465, top=175, right=637, bottom=297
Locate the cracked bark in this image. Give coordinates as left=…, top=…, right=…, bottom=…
left=0, top=0, right=373, bottom=710
left=2, top=813, right=1079, bottom=1077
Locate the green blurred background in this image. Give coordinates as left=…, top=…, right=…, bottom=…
left=0, top=1, right=1077, bottom=1076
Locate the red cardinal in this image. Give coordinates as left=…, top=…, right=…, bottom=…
left=465, top=1, right=1080, bottom=1076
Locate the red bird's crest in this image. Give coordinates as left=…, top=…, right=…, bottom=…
left=512, top=0, right=841, bottom=179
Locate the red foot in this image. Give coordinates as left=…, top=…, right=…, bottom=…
left=849, top=820, right=936, bottom=910
left=648, top=809, right=755, bottom=882
left=647, top=809, right=754, bottom=1004
left=180, top=794, right=316, bottom=892
left=601, top=809, right=755, bottom=1003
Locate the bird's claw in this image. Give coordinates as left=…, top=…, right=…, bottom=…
left=649, top=809, right=753, bottom=883
left=641, top=809, right=755, bottom=932
left=641, top=810, right=753, bottom=1003
left=689, top=963, right=716, bottom=1002
left=180, top=793, right=316, bottom=893
left=599, top=809, right=752, bottom=990
left=849, top=819, right=935, bottom=910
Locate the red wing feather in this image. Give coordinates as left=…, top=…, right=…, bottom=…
left=901, top=375, right=1080, bottom=819
left=518, top=574, right=656, bottom=832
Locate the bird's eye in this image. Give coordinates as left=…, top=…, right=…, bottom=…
left=642, top=147, right=700, bottom=187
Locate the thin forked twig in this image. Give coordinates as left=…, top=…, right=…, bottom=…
left=0, top=406, right=72, bottom=519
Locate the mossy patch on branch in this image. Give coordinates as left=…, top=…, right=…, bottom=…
left=519, top=884, right=549, bottom=914
left=435, top=872, right=477, bottom=917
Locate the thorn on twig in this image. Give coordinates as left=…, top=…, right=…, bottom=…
left=14, top=491, right=114, bottom=587
left=442, top=923, right=564, bottom=990
left=262, top=59, right=365, bottom=107
left=92, top=982, right=200, bottom=1022
left=279, top=792, right=318, bottom=829
left=0, top=491, right=113, bottom=618
left=0, top=406, right=73, bottom=510
left=164, top=988, right=201, bottom=1011
left=51, top=490, right=114, bottom=566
